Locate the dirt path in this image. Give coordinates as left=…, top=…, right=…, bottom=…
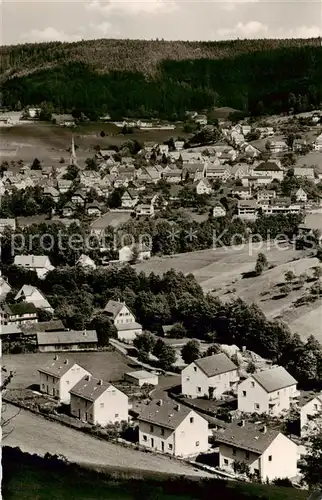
left=3, top=404, right=211, bottom=477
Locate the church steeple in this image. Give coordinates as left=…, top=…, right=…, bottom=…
left=70, top=135, right=77, bottom=166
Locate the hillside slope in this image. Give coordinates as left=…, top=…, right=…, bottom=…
left=1, top=37, right=322, bottom=120
left=1, top=37, right=320, bottom=79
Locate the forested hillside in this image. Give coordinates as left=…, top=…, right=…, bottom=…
left=1, top=37, right=322, bottom=119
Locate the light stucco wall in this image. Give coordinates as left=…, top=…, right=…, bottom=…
left=182, top=363, right=238, bottom=399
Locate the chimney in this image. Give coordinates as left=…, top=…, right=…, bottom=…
left=83, top=329, right=87, bottom=336
left=239, top=419, right=245, bottom=427
left=64, top=359, right=68, bottom=365
left=85, top=375, right=91, bottom=381
left=261, top=425, right=267, bottom=434
left=98, top=379, right=103, bottom=385
left=54, top=355, right=59, bottom=361
left=157, top=399, right=163, bottom=406
left=175, top=404, right=180, bottom=411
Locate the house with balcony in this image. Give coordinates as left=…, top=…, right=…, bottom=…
left=38, top=356, right=90, bottom=404
left=237, top=366, right=299, bottom=416
left=237, top=200, right=258, bottom=220
left=138, top=398, right=208, bottom=457
left=181, top=353, right=239, bottom=399
left=70, top=375, right=128, bottom=426
left=4, top=302, right=38, bottom=325
left=215, top=420, right=297, bottom=481
left=104, top=299, right=142, bottom=342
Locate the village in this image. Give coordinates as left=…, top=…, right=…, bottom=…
left=1, top=106, right=322, bottom=488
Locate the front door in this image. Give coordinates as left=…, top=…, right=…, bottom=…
left=151, top=438, right=154, bottom=448
left=161, top=441, right=164, bottom=452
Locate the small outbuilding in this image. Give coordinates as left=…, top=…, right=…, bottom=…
left=124, top=370, right=159, bottom=387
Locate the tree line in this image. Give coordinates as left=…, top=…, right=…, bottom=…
left=2, top=264, right=322, bottom=388
left=2, top=44, right=322, bottom=119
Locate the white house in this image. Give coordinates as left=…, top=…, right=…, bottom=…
left=237, top=200, right=258, bottom=220
left=0, top=275, right=12, bottom=301
left=300, top=393, right=322, bottom=436
left=38, top=356, right=90, bottom=404
left=251, top=162, right=284, bottom=182
left=14, top=255, right=55, bottom=279
left=257, top=190, right=276, bottom=202
left=136, top=203, right=155, bottom=217
left=294, top=167, right=315, bottom=180
left=14, top=285, right=53, bottom=312
left=181, top=353, right=239, bottom=399
left=295, top=188, right=308, bottom=203
left=194, top=178, right=213, bottom=195
left=216, top=420, right=298, bottom=481
left=76, top=254, right=96, bottom=269
left=70, top=375, right=128, bottom=425
left=118, top=244, right=151, bottom=262
left=238, top=366, right=299, bottom=416
left=212, top=204, right=226, bottom=218
left=314, top=133, right=322, bottom=151
left=104, top=300, right=142, bottom=342
left=138, top=398, right=209, bottom=457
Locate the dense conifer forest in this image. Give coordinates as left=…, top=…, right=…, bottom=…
left=1, top=38, right=322, bottom=119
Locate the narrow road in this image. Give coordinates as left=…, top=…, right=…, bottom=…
left=3, top=404, right=210, bottom=477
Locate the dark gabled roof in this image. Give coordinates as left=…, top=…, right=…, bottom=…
left=38, top=357, right=80, bottom=378
left=37, top=330, right=97, bottom=346
left=252, top=366, right=297, bottom=393
left=5, top=302, right=37, bottom=315
left=137, top=398, right=193, bottom=430
left=104, top=299, right=125, bottom=317
left=215, top=421, right=281, bottom=454
left=254, top=161, right=281, bottom=172
left=0, top=324, right=22, bottom=336
left=21, top=319, right=65, bottom=334
left=69, top=375, right=120, bottom=402
left=194, top=353, right=237, bottom=377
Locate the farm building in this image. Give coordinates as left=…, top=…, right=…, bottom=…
left=124, top=370, right=159, bottom=387
left=37, top=330, right=98, bottom=352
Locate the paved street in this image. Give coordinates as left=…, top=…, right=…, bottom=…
left=3, top=404, right=211, bottom=477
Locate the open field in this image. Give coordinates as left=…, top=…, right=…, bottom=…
left=0, top=122, right=187, bottom=163
left=2, top=351, right=134, bottom=390
left=135, top=244, right=322, bottom=341
left=4, top=404, right=209, bottom=479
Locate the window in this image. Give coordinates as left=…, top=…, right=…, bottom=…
left=168, top=444, right=173, bottom=450
left=42, top=384, right=45, bottom=389
left=161, top=428, right=165, bottom=436
left=100, top=403, right=104, bottom=408
left=243, top=391, right=247, bottom=397
left=268, top=455, right=272, bottom=462
left=186, top=377, right=190, bottom=381
left=150, top=425, right=154, bottom=432
left=224, top=459, right=229, bottom=465
left=193, top=367, right=197, bottom=372
left=255, top=403, right=260, bottom=410
left=190, top=417, right=194, bottom=424
left=245, top=451, right=250, bottom=460
left=277, top=391, right=280, bottom=396
left=143, top=435, right=147, bottom=441
left=197, top=387, right=201, bottom=393
left=115, top=413, right=119, bottom=418
left=233, top=448, right=236, bottom=456
left=112, top=390, right=116, bottom=396
left=66, top=380, right=69, bottom=385
left=314, top=404, right=318, bottom=410
left=251, top=381, right=255, bottom=388
left=195, top=441, right=200, bottom=447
